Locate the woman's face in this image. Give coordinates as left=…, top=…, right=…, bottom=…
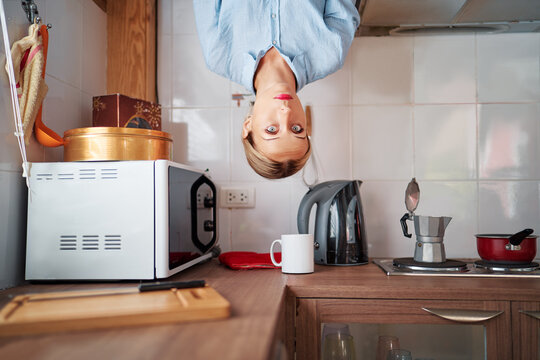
left=242, top=84, right=308, bottom=162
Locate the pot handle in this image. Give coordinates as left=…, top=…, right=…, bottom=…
left=422, top=308, right=503, bottom=323
left=508, top=228, right=534, bottom=246
left=400, top=213, right=412, bottom=238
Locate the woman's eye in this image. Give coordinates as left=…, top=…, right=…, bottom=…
left=291, top=125, right=304, bottom=133
left=265, top=125, right=278, bottom=134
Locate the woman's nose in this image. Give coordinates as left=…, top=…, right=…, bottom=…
left=280, top=101, right=291, bottom=112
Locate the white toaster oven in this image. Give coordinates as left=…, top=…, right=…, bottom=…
left=25, top=160, right=218, bottom=280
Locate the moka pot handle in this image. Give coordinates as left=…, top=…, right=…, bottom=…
left=400, top=213, right=413, bottom=238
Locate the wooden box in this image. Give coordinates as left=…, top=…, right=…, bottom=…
left=92, top=94, right=161, bottom=130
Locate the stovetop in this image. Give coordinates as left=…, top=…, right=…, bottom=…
left=374, top=258, right=540, bottom=278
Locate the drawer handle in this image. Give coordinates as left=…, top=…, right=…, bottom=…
left=422, top=308, right=503, bottom=323
left=520, top=310, right=540, bottom=320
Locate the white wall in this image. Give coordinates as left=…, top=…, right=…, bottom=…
left=158, top=0, right=540, bottom=259
left=0, top=0, right=106, bottom=288
left=0, top=0, right=538, bottom=289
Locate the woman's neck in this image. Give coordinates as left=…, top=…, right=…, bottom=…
left=253, top=47, right=296, bottom=94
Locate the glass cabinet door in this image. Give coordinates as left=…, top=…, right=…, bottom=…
left=295, top=299, right=511, bottom=360
left=321, top=323, right=485, bottom=359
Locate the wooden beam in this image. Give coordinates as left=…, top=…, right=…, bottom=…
left=106, top=0, right=156, bottom=102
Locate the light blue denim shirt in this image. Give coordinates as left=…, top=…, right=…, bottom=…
left=193, top=0, right=360, bottom=94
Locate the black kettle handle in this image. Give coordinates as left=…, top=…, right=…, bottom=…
left=400, top=213, right=412, bottom=238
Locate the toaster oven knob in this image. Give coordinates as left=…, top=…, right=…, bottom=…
left=204, top=220, right=215, bottom=232
left=204, top=197, right=215, bottom=208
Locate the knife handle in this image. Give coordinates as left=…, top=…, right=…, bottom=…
left=138, top=280, right=206, bottom=292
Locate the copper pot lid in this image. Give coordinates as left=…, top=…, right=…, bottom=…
left=64, top=127, right=172, bottom=141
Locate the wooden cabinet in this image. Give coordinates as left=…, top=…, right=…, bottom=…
left=512, top=302, right=540, bottom=359
left=94, top=0, right=157, bottom=102
left=285, top=263, right=540, bottom=360
left=295, top=298, right=512, bottom=359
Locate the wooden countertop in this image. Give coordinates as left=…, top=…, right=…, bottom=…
left=0, top=260, right=286, bottom=360
left=286, top=260, right=540, bottom=302
left=1, top=259, right=539, bottom=359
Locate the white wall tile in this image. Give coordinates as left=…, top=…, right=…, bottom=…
left=42, top=75, right=84, bottom=162
left=172, top=0, right=196, bottom=35
left=479, top=103, right=540, bottom=179
left=45, top=0, right=82, bottom=88
left=172, top=35, right=230, bottom=107
left=298, top=58, right=351, bottom=106
left=80, top=91, right=93, bottom=128
left=415, top=104, right=477, bottom=180
left=414, top=35, right=476, bottom=104
left=416, top=181, right=478, bottom=259
left=361, top=181, right=412, bottom=258
left=351, top=37, right=413, bottom=105
left=230, top=181, right=295, bottom=253
left=81, top=0, right=106, bottom=96
left=157, top=35, right=172, bottom=108
left=479, top=181, right=540, bottom=234
left=158, top=0, right=172, bottom=36
left=309, top=106, right=351, bottom=181
left=171, top=108, right=230, bottom=181
left=352, top=105, right=413, bottom=180
left=477, top=33, right=540, bottom=103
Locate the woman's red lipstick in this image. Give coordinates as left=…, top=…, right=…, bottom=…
left=273, top=94, right=293, bottom=100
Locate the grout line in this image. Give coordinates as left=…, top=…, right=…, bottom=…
left=411, top=36, right=416, bottom=179
left=474, top=32, right=480, bottom=235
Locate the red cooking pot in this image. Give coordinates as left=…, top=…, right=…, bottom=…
left=476, top=229, right=538, bottom=264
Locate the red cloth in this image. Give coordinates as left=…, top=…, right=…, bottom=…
left=218, top=251, right=281, bottom=270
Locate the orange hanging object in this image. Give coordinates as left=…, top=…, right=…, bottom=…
left=34, top=24, right=64, bottom=147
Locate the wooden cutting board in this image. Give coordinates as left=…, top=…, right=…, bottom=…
left=0, top=285, right=230, bottom=337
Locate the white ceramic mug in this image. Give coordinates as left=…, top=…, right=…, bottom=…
left=270, top=234, right=314, bottom=274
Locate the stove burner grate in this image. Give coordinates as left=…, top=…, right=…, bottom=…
left=474, top=260, right=539, bottom=272
left=393, top=257, right=468, bottom=272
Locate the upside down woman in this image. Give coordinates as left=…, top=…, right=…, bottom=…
left=194, top=0, right=359, bottom=179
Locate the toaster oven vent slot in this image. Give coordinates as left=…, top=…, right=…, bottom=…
left=100, top=168, right=119, bottom=179
left=79, top=169, right=96, bottom=180
left=36, top=173, right=53, bottom=181
left=59, top=235, right=77, bottom=250
left=104, top=235, right=122, bottom=250
left=82, top=235, right=99, bottom=250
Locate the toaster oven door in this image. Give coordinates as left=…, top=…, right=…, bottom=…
left=167, top=165, right=217, bottom=271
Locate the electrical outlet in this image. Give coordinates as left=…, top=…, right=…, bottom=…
left=220, top=187, right=255, bottom=208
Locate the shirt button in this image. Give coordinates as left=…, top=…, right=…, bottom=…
left=271, top=13, right=276, bottom=19
left=272, top=40, right=277, bottom=45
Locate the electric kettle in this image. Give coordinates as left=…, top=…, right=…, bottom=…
left=297, top=180, right=368, bottom=265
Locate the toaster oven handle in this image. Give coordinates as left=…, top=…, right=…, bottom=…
left=190, top=175, right=217, bottom=253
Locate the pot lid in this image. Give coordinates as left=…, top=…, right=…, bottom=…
left=404, top=178, right=420, bottom=214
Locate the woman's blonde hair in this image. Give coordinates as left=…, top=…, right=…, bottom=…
left=242, top=132, right=311, bottom=179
